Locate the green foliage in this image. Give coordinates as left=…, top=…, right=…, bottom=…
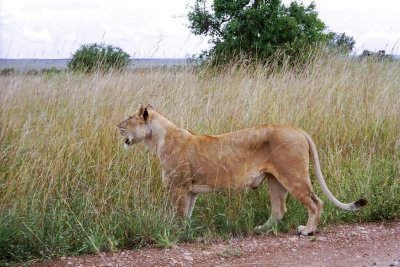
left=68, top=43, right=131, bottom=73
left=188, top=0, right=328, bottom=64
left=327, top=32, right=355, bottom=53
left=0, top=68, right=15, bottom=76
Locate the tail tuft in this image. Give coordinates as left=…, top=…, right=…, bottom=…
left=353, top=198, right=368, bottom=208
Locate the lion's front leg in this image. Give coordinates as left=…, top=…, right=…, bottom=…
left=162, top=166, right=196, bottom=219
left=170, top=188, right=196, bottom=219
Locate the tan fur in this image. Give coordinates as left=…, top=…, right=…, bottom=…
left=118, top=105, right=366, bottom=235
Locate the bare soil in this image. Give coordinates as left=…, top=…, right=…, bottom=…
left=35, top=220, right=400, bottom=267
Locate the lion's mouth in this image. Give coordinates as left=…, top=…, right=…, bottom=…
left=123, top=138, right=133, bottom=150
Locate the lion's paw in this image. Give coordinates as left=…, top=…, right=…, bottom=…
left=297, top=225, right=314, bottom=236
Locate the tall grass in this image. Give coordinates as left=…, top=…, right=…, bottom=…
left=1, top=52, right=399, bottom=263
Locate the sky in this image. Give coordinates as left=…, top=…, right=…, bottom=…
left=0, top=0, right=399, bottom=59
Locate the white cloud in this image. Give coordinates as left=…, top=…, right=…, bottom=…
left=0, top=0, right=210, bottom=58
left=309, top=0, right=400, bottom=53
left=357, top=31, right=400, bottom=53
left=22, top=27, right=52, bottom=42
left=1, top=0, right=399, bottom=58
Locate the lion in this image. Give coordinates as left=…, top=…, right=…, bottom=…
left=117, top=104, right=367, bottom=235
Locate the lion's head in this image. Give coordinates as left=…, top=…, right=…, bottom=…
left=117, top=104, right=153, bottom=149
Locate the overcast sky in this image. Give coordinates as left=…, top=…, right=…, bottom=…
left=0, top=0, right=399, bottom=58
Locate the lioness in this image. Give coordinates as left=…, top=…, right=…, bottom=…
left=118, top=105, right=367, bottom=235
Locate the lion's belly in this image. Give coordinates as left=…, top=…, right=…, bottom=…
left=234, top=171, right=267, bottom=189
left=191, top=169, right=267, bottom=193
left=189, top=146, right=270, bottom=192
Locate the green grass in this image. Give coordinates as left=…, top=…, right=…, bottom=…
left=0, top=52, right=399, bottom=264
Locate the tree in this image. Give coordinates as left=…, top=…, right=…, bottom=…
left=327, top=32, right=355, bottom=53
left=188, top=0, right=329, bottom=64
left=68, top=43, right=131, bottom=73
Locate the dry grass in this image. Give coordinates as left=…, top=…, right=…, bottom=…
left=0, top=52, right=399, bottom=262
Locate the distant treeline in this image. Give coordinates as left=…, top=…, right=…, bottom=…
left=359, top=50, right=397, bottom=61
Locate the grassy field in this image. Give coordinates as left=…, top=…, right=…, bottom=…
left=1, top=53, right=399, bottom=263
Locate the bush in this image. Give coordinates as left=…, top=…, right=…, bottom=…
left=68, top=43, right=131, bottom=73
left=1, top=68, right=15, bottom=76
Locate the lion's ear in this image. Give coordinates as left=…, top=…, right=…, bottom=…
left=138, top=105, right=145, bottom=115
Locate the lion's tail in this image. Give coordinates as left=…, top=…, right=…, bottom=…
left=302, top=130, right=368, bottom=211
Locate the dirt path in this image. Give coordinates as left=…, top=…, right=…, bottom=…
left=37, top=221, right=400, bottom=267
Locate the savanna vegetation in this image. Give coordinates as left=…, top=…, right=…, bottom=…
left=0, top=0, right=399, bottom=264
left=1, top=48, right=399, bottom=264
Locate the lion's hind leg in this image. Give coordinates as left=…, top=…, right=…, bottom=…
left=278, top=173, right=323, bottom=236
left=294, top=191, right=323, bottom=236
left=255, top=174, right=287, bottom=234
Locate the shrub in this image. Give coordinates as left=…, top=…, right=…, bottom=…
left=359, top=50, right=394, bottom=61
left=68, top=43, right=131, bottom=73
left=1, top=68, right=15, bottom=76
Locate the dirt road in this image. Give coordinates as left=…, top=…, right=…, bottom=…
left=37, top=220, right=400, bottom=267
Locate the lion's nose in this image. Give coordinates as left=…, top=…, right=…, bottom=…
left=124, top=138, right=130, bottom=145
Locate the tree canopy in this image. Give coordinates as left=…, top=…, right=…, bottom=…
left=327, top=32, right=355, bottom=53
left=188, top=0, right=352, bottom=64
